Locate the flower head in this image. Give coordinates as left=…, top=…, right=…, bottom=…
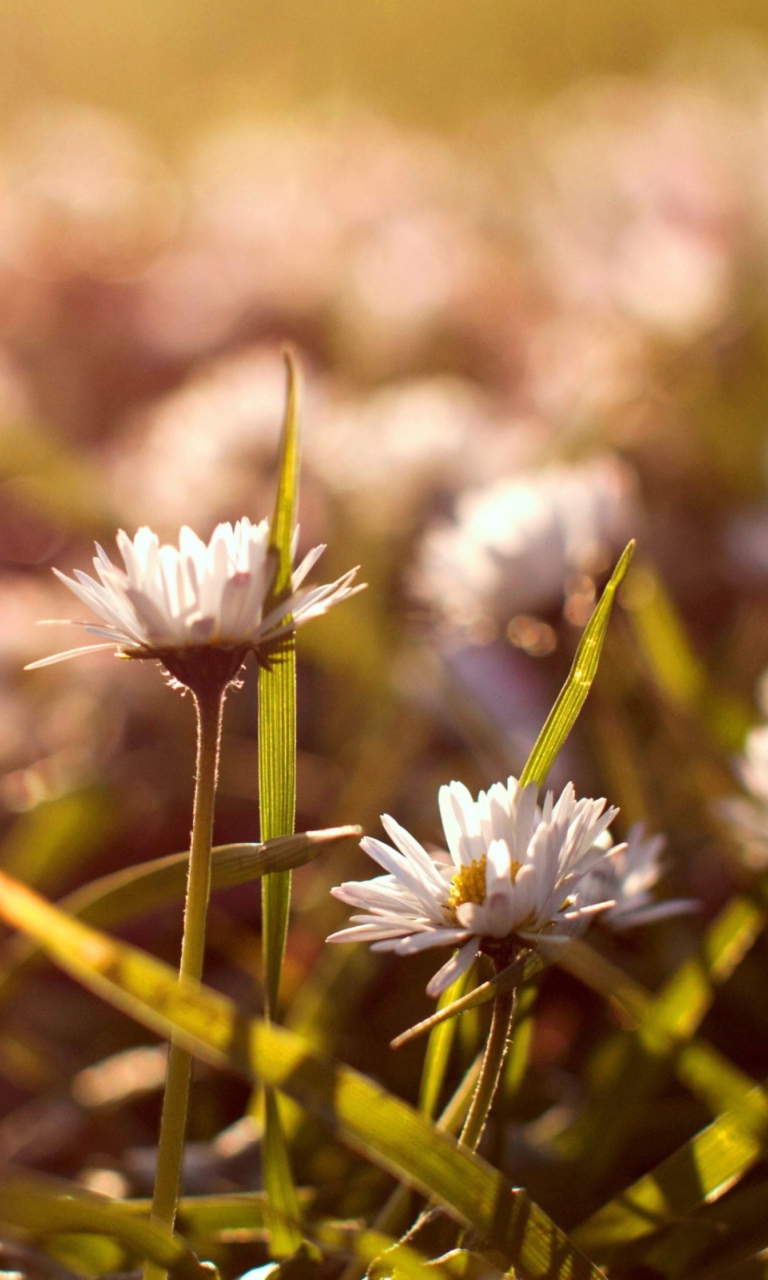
left=410, top=455, right=637, bottom=632
left=28, top=518, right=361, bottom=685
left=580, top=823, right=697, bottom=929
left=328, top=776, right=621, bottom=997
left=719, top=723, right=768, bottom=869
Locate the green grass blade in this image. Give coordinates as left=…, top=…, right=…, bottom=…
left=0, top=827, right=360, bottom=1014
left=1, top=788, right=113, bottom=896
left=553, top=887, right=767, bottom=1181
left=391, top=952, right=544, bottom=1049
left=126, top=1197, right=448, bottom=1278
left=0, top=868, right=607, bottom=1280
left=519, top=541, right=634, bottom=788
left=573, top=1076, right=768, bottom=1260
left=260, top=349, right=301, bottom=1016
left=645, top=1178, right=768, bottom=1278
left=418, top=967, right=474, bottom=1118
left=0, top=1169, right=209, bottom=1280
left=258, top=350, right=303, bottom=1252
left=123, top=1191, right=317, bottom=1242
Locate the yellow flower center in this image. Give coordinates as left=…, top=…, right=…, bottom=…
left=447, top=856, right=487, bottom=913
left=447, top=853, right=521, bottom=919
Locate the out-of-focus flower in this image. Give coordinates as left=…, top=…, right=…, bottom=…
left=327, top=777, right=618, bottom=997
left=0, top=104, right=179, bottom=282
left=308, top=376, right=537, bottom=534
left=582, top=823, right=696, bottom=928
left=720, top=722, right=768, bottom=868
left=521, top=80, right=748, bottom=342
left=138, top=114, right=462, bottom=358
left=28, top=521, right=361, bottom=678
left=522, top=309, right=648, bottom=435
left=410, top=454, right=637, bottom=633
left=107, top=346, right=325, bottom=532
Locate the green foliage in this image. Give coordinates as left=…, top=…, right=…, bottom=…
left=0, top=1169, right=211, bottom=1280
left=0, top=866, right=606, bottom=1280
left=258, top=352, right=304, bottom=1253
left=0, top=827, right=359, bottom=1012
left=519, top=540, right=634, bottom=788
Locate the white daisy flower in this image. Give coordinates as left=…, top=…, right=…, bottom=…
left=581, top=823, right=696, bottom=929
left=410, top=454, right=637, bottom=631
left=28, top=519, right=361, bottom=681
left=327, top=776, right=620, bottom=997
left=719, top=723, right=768, bottom=869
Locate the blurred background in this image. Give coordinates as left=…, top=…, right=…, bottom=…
left=6, top=2, right=768, bottom=1271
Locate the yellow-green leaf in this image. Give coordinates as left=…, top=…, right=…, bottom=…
left=519, top=541, right=634, bottom=788
left=259, top=350, right=303, bottom=1253
left=0, top=868, right=606, bottom=1280
left=0, top=1169, right=210, bottom=1280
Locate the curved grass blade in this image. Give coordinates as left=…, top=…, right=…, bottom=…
left=126, top=1196, right=446, bottom=1278
left=0, top=1169, right=210, bottom=1280
left=573, top=1073, right=768, bottom=1261
left=519, top=541, right=634, bottom=788
left=553, top=889, right=767, bottom=1181
left=0, top=827, right=360, bottom=1013
left=258, top=350, right=303, bottom=1252
left=317, top=1224, right=452, bottom=1280
left=122, top=1190, right=316, bottom=1243
left=1, top=788, right=113, bottom=897
left=391, top=952, right=543, bottom=1049
left=0, top=868, right=606, bottom=1280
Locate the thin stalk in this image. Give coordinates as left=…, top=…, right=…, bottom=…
left=459, top=978, right=516, bottom=1151
left=379, top=978, right=517, bottom=1271
left=144, top=682, right=225, bottom=1280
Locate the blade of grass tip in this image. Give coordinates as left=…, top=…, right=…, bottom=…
left=0, top=828, right=361, bottom=1018
left=258, top=349, right=303, bottom=1255
left=519, top=541, right=634, bottom=789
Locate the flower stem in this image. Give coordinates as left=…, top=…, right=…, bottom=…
left=459, top=977, right=516, bottom=1151
left=143, top=681, right=225, bottom=1280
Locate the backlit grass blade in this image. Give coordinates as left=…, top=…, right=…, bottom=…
left=554, top=886, right=767, bottom=1181
left=358, top=970, right=476, bottom=1280
left=260, top=349, right=301, bottom=1016
left=519, top=541, right=634, bottom=788
left=391, top=951, right=544, bottom=1049
left=418, top=967, right=474, bottom=1118
left=0, top=1169, right=208, bottom=1280
left=125, top=1196, right=446, bottom=1278
left=0, top=869, right=607, bottom=1280
left=258, top=350, right=303, bottom=1252
left=0, top=827, right=360, bottom=1013
left=574, top=1073, right=768, bottom=1261
left=1, top=788, right=113, bottom=896
left=123, top=1190, right=316, bottom=1242
left=643, top=1178, right=768, bottom=1278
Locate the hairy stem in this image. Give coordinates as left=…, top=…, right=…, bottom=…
left=459, top=978, right=516, bottom=1151
left=144, top=681, right=225, bottom=1280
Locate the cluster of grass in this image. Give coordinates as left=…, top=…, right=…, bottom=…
left=6, top=53, right=768, bottom=1280
left=0, top=362, right=767, bottom=1280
